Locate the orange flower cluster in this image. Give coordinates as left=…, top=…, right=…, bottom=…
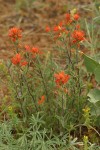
left=9, top=27, right=22, bottom=42
left=46, top=12, right=80, bottom=31
left=66, top=13, right=80, bottom=24
left=38, top=95, right=45, bottom=105
left=11, top=53, right=28, bottom=66
left=74, top=14, right=80, bottom=20
left=53, top=22, right=64, bottom=32
left=11, top=53, right=21, bottom=65
left=46, top=12, right=81, bottom=40
left=31, top=47, right=40, bottom=54
left=25, top=45, right=42, bottom=57
left=54, top=71, right=70, bottom=86
left=53, top=21, right=69, bottom=39
left=72, top=30, right=85, bottom=43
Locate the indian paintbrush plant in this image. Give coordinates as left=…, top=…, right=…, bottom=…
left=0, top=11, right=99, bottom=149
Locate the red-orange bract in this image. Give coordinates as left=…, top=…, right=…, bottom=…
left=25, top=45, right=42, bottom=56
left=54, top=71, right=70, bottom=86
left=38, top=95, right=45, bottom=105
left=9, top=27, right=22, bottom=42
left=54, top=26, right=61, bottom=32
left=72, top=30, right=85, bottom=42
left=31, top=47, right=40, bottom=54
left=11, top=53, right=21, bottom=65
left=11, top=53, right=28, bottom=66
left=54, top=22, right=66, bottom=32
left=74, top=14, right=80, bottom=21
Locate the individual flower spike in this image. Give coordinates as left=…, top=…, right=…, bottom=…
left=11, top=54, right=28, bottom=67
left=11, top=53, right=21, bottom=65
left=54, top=71, right=70, bottom=86
left=31, top=47, right=42, bottom=56
left=66, top=13, right=72, bottom=24
left=46, top=26, right=50, bottom=32
left=38, top=95, right=45, bottom=105
left=72, top=30, right=85, bottom=42
left=31, top=47, right=39, bottom=54
left=8, top=27, right=22, bottom=42
left=74, top=13, right=80, bottom=21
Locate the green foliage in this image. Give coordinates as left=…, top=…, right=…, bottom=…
left=83, top=52, right=100, bottom=128
left=0, top=114, right=99, bottom=150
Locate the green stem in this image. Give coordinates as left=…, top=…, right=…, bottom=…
left=36, top=57, right=49, bottom=102
left=22, top=73, right=38, bottom=112
left=16, top=68, right=27, bottom=119
left=8, top=68, right=25, bottom=118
